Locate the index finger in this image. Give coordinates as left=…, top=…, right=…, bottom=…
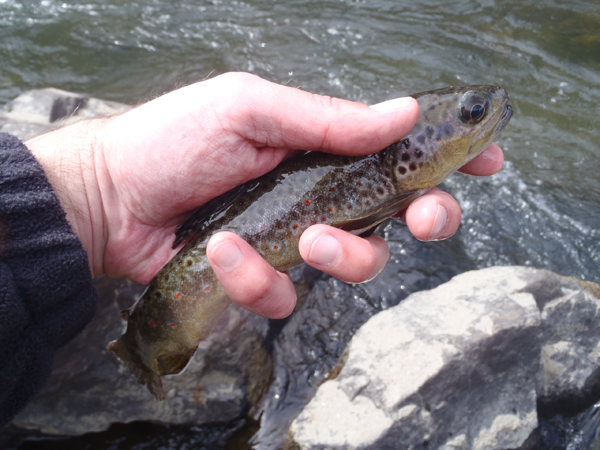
left=458, top=143, right=504, bottom=176
left=215, top=73, right=420, bottom=156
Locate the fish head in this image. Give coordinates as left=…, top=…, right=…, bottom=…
left=398, top=85, right=513, bottom=190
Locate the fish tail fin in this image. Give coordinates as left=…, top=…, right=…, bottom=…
left=107, top=338, right=165, bottom=401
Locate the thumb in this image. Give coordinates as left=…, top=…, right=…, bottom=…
left=216, top=73, right=420, bottom=156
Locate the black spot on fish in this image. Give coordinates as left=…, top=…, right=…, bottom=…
left=415, top=149, right=424, bottom=158
left=417, top=134, right=426, bottom=144
left=409, top=163, right=417, bottom=171
left=401, top=138, right=411, bottom=148
left=441, top=124, right=453, bottom=137
left=401, top=153, right=410, bottom=162
left=398, top=166, right=407, bottom=175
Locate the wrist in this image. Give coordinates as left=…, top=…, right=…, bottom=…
left=26, top=119, right=109, bottom=276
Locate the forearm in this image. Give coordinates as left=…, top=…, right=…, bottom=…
left=26, top=119, right=109, bottom=276
left=0, top=132, right=98, bottom=427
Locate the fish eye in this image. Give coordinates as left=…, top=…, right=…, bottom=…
left=459, top=92, right=489, bottom=125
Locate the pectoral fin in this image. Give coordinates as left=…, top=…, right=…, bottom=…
left=331, top=191, right=421, bottom=233
left=156, top=349, right=196, bottom=376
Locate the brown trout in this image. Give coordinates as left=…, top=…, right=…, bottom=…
left=108, top=85, right=513, bottom=399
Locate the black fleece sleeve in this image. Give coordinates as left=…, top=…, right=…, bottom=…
left=0, top=132, right=98, bottom=428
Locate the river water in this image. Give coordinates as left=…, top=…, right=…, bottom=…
left=1, top=0, right=599, bottom=449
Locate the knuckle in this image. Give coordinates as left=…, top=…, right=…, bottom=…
left=350, top=246, right=380, bottom=283
left=243, top=273, right=273, bottom=305
left=311, top=93, right=346, bottom=111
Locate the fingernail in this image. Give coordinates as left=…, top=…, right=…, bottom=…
left=429, top=205, right=448, bottom=240
left=370, top=97, right=413, bottom=112
left=211, top=239, right=243, bottom=272
left=308, top=233, right=342, bottom=267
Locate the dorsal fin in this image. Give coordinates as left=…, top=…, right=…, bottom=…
left=331, top=190, right=421, bottom=233
left=173, top=178, right=262, bottom=248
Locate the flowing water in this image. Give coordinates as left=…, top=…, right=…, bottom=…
left=1, top=0, right=599, bottom=448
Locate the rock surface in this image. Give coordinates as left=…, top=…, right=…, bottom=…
left=535, top=275, right=600, bottom=417
left=287, top=267, right=600, bottom=450
left=0, top=88, right=130, bottom=140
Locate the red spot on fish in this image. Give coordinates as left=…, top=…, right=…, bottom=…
left=377, top=187, right=384, bottom=195
left=348, top=205, right=353, bottom=210
left=273, top=245, right=279, bottom=250
left=149, top=320, right=156, bottom=327
left=170, top=323, right=177, bottom=328
left=329, top=187, right=335, bottom=192
left=329, top=207, right=334, bottom=212
left=357, top=181, right=363, bottom=186
left=205, top=286, right=211, bottom=292
left=293, top=224, right=299, bottom=230
left=175, top=293, right=181, bottom=299
left=305, top=199, right=312, bottom=206
left=321, top=217, right=326, bottom=222
left=261, top=228, right=266, bottom=232
left=136, top=332, right=141, bottom=338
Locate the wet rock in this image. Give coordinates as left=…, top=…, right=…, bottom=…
left=0, top=88, right=130, bottom=140
left=287, top=267, right=600, bottom=450
left=11, top=277, right=271, bottom=435
left=534, top=274, right=600, bottom=417
left=252, top=270, right=380, bottom=450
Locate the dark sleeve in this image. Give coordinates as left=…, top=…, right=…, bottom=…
left=0, top=132, right=98, bottom=428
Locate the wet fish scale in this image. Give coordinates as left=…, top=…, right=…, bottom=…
left=107, top=85, right=513, bottom=399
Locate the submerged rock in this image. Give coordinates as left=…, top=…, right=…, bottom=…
left=286, top=267, right=600, bottom=450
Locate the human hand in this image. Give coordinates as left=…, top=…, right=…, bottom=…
left=26, top=72, right=503, bottom=319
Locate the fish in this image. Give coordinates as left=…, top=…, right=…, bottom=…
left=107, top=85, right=513, bottom=399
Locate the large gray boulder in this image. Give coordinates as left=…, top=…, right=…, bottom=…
left=287, top=267, right=600, bottom=450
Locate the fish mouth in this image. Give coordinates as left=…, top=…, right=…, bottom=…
left=494, top=104, right=513, bottom=136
